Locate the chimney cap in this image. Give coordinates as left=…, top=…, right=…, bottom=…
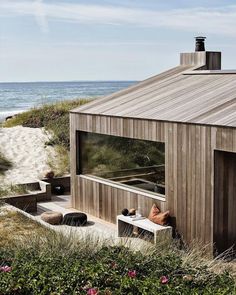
left=195, top=36, right=206, bottom=41
left=195, top=36, right=206, bottom=52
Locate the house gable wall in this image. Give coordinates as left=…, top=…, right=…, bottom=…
left=70, top=113, right=236, bottom=245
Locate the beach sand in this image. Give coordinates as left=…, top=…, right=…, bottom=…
left=0, top=126, right=55, bottom=185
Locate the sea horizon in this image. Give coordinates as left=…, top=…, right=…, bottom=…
left=0, top=80, right=137, bottom=122
left=0, top=80, right=137, bottom=84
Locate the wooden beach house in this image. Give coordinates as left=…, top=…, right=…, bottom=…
left=70, top=38, right=236, bottom=254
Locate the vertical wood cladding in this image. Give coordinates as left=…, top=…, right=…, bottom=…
left=70, top=113, right=236, bottom=245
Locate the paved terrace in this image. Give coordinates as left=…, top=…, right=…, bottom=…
left=11, top=194, right=154, bottom=251
left=33, top=194, right=117, bottom=240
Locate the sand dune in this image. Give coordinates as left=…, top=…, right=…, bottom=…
left=0, top=126, right=55, bottom=185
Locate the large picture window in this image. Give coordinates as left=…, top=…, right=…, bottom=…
left=77, top=132, right=165, bottom=196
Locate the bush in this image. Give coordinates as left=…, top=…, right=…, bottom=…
left=0, top=232, right=235, bottom=295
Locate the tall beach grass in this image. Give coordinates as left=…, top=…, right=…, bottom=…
left=0, top=152, right=13, bottom=176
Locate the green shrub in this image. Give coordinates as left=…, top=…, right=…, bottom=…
left=0, top=232, right=235, bottom=295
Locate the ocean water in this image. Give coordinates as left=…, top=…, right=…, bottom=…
left=0, top=81, right=137, bottom=122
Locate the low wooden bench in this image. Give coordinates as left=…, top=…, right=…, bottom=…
left=117, top=215, right=172, bottom=244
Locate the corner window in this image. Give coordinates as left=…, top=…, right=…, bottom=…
left=77, top=132, right=165, bottom=196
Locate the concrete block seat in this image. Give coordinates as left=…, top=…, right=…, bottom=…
left=41, top=211, right=63, bottom=225
left=117, top=215, right=172, bottom=244
left=62, top=212, right=87, bottom=226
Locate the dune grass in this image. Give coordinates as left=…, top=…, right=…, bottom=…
left=0, top=184, right=28, bottom=198
left=3, top=99, right=91, bottom=176
left=0, top=152, right=28, bottom=197
left=0, top=208, right=48, bottom=247
left=0, top=207, right=235, bottom=294
left=0, top=152, right=13, bottom=176
left=47, top=144, right=70, bottom=176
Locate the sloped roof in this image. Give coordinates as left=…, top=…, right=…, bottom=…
left=71, top=65, right=236, bottom=128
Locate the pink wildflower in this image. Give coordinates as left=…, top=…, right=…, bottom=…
left=0, top=265, right=12, bottom=272
left=128, top=270, right=137, bottom=278
left=87, top=288, right=98, bottom=295
left=160, top=275, right=169, bottom=284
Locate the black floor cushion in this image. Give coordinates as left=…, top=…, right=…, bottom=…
left=62, top=212, right=87, bottom=226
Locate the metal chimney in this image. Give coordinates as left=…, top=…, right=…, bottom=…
left=180, top=37, right=221, bottom=70
left=195, top=36, right=206, bottom=52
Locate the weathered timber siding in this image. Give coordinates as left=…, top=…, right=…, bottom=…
left=70, top=113, right=236, bottom=245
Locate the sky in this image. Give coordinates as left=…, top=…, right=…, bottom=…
left=1, top=0, right=236, bottom=82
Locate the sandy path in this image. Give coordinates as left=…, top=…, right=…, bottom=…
left=0, top=126, right=55, bottom=185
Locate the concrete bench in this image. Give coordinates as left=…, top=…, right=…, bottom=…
left=117, top=215, right=172, bottom=244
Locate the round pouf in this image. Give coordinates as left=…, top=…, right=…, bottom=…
left=52, top=184, right=65, bottom=195
left=41, top=211, right=63, bottom=225
left=62, top=212, right=87, bottom=226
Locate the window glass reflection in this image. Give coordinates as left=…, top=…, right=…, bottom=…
left=78, top=132, right=165, bottom=196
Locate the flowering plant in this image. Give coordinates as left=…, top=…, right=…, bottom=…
left=87, top=288, right=98, bottom=295
left=128, top=270, right=137, bottom=278
left=0, top=265, right=11, bottom=273
left=160, top=275, right=168, bottom=284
